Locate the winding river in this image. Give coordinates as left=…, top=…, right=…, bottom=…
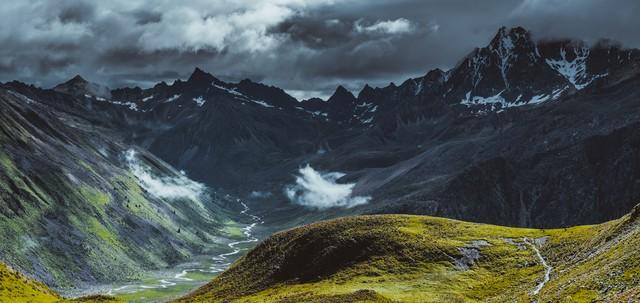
left=104, top=200, right=263, bottom=302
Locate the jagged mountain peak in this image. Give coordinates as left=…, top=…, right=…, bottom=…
left=328, top=85, right=356, bottom=102
left=187, top=67, right=221, bottom=86
left=53, top=74, right=111, bottom=98
left=239, top=78, right=255, bottom=85
left=494, top=26, right=529, bottom=38
left=17, top=26, right=640, bottom=121
left=489, top=26, right=532, bottom=48
left=154, top=81, right=169, bottom=89
left=441, top=26, right=573, bottom=109
left=487, top=26, right=539, bottom=65
left=424, top=68, right=445, bottom=80
left=67, top=74, right=88, bottom=84
left=190, top=67, right=207, bottom=77
left=357, top=84, right=375, bottom=99
left=54, top=74, right=90, bottom=88
left=334, top=85, right=349, bottom=93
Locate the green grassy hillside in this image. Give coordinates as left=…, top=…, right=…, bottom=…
left=0, top=262, right=61, bottom=303
left=0, top=262, right=123, bottom=303
left=175, top=206, right=640, bottom=303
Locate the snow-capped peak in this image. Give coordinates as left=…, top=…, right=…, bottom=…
left=545, top=46, right=604, bottom=90
left=492, top=28, right=516, bottom=89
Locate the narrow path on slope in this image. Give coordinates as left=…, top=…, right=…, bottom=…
left=523, top=237, right=552, bottom=295
left=105, top=199, right=263, bottom=302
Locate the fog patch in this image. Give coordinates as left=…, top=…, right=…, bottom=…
left=125, top=149, right=205, bottom=201
left=66, top=172, right=79, bottom=184
left=355, top=18, right=415, bottom=35
left=249, top=191, right=272, bottom=199
left=285, top=165, right=370, bottom=210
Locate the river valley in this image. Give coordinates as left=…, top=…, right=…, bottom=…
left=93, top=201, right=264, bottom=303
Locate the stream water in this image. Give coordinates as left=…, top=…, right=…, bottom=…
left=103, top=201, right=263, bottom=303
left=523, top=237, right=552, bottom=295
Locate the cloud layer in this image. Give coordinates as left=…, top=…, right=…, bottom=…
left=285, top=165, right=370, bottom=210
left=125, top=149, right=206, bottom=201
left=1, top=0, right=639, bottom=98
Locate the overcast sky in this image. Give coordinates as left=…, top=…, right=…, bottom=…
left=1, top=0, right=638, bottom=99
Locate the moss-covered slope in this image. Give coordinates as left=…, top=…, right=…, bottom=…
left=0, top=88, right=237, bottom=291
left=0, top=262, right=62, bottom=303
left=175, top=206, right=640, bottom=303
left=0, top=262, right=125, bottom=303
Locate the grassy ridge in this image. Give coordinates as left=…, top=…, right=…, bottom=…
left=175, top=206, right=640, bottom=303
left=537, top=205, right=640, bottom=302
left=0, top=262, right=60, bottom=303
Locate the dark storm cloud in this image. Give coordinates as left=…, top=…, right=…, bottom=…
left=132, top=10, right=163, bottom=25
left=508, top=0, right=640, bottom=46
left=58, top=2, right=95, bottom=24
left=99, top=48, right=220, bottom=68
left=0, top=0, right=638, bottom=99
left=272, top=17, right=355, bottom=49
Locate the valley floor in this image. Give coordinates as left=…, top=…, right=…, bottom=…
left=0, top=202, right=266, bottom=303
left=95, top=202, right=265, bottom=303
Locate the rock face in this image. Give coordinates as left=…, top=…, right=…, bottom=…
left=330, top=75, right=640, bottom=227
left=444, top=27, right=570, bottom=109
left=53, top=75, right=112, bottom=99
left=301, top=26, right=640, bottom=125
left=3, top=26, right=640, bottom=230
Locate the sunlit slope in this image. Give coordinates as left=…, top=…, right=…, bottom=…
left=0, top=262, right=61, bottom=303
left=0, top=88, right=236, bottom=290
left=0, top=262, right=123, bottom=303
left=537, top=205, right=640, bottom=302
left=175, top=205, right=640, bottom=303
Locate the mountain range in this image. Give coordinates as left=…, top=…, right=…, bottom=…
left=2, top=26, right=640, bottom=301
left=6, top=26, right=640, bottom=226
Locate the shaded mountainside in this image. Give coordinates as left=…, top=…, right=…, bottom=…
left=324, top=72, right=640, bottom=228
left=3, top=68, right=335, bottom=191
left=289, top=27, right=640, bottom=228
left=0, top=262, right=122, bottom=303
left=175, top=205, right=640, bottom=303
left=2, top=26, right=640, bottom=231
left=0, top=88, right=242, bottom=291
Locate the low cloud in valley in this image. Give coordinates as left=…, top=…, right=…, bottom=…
left=285, top=165, right=370, bottom=210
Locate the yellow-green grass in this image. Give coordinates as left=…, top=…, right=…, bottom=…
left=112, top=279, right=202, bottom=303
left=222, top=221, right=245, bottom=238
left=175, top=206, right=640, bottom=303
left=79, top=187, right=111, bottom=207
left=0, top=262, right=60, bottom=303
left=0, top=263, right=122, bottom=303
